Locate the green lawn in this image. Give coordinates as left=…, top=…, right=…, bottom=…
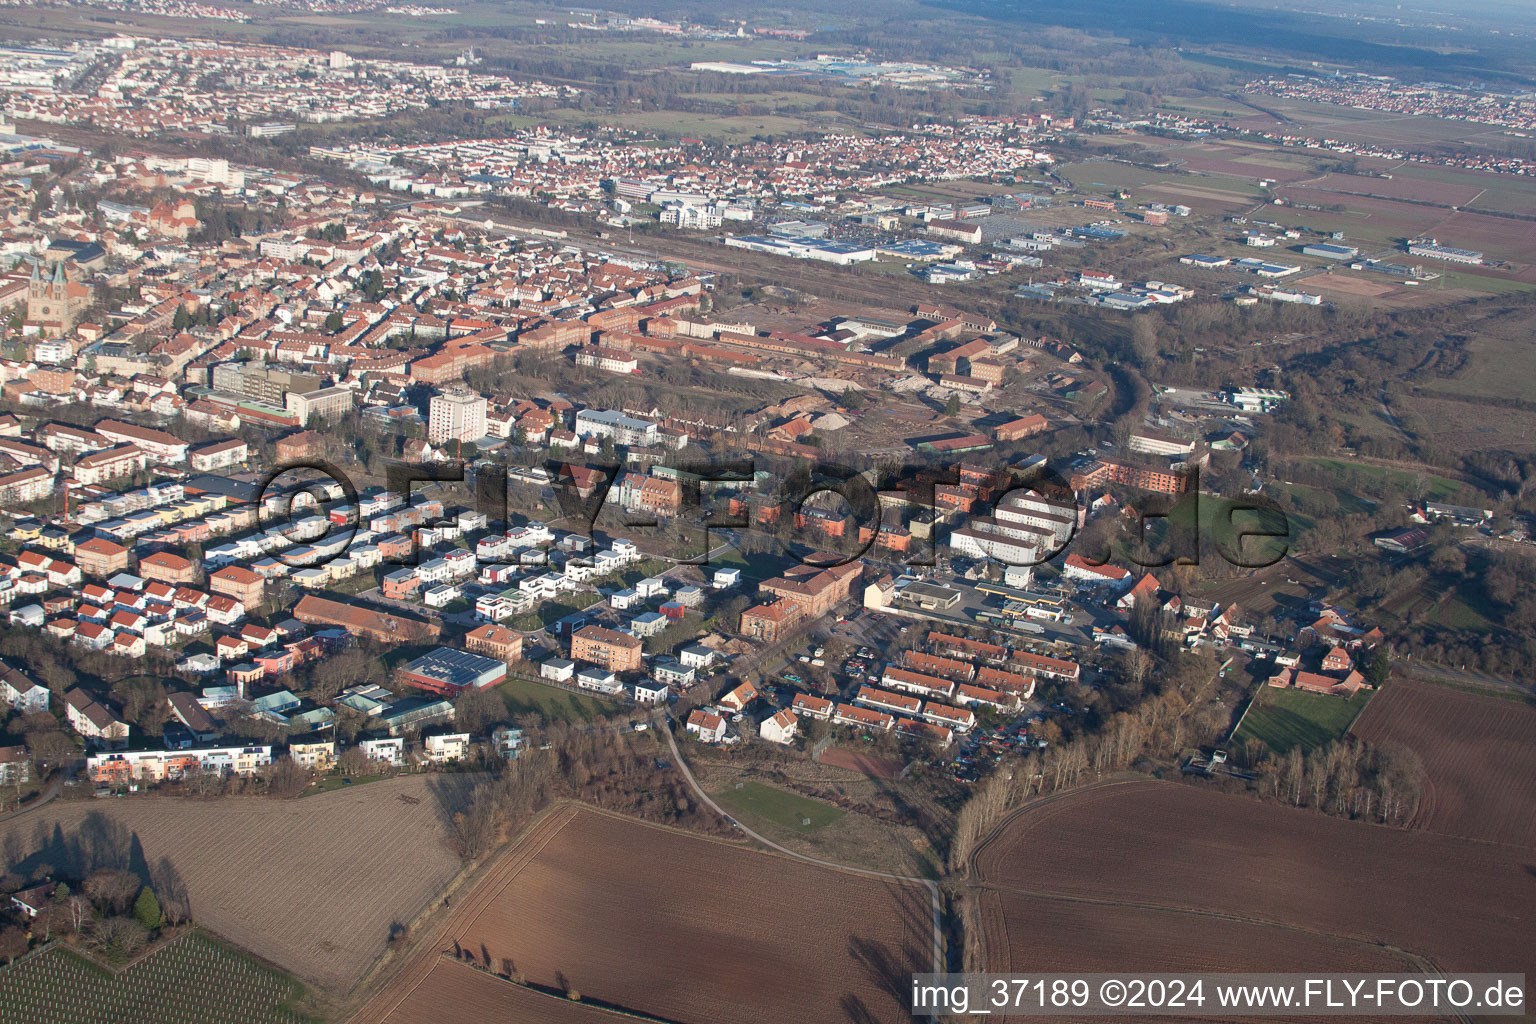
left=707, top=544, right=787, bottom=582
left=496, top=673, right=612, bottom=722
left=1141, top=492, right=1293, bottom=566
left=712, top=781, right=845, bottom=833
left=1304, top=458, right=1462, bottom=502
left=1235, top=686, right=1373, bottom=754
left=302, top=773, right=390, bottom=797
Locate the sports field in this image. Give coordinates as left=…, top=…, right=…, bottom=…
left=1235, top=686, right=1373, bottom=754
left=711, top=780, right=846, bottom=833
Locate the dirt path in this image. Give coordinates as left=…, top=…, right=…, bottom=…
left=660, top=720, right=947, bottom=980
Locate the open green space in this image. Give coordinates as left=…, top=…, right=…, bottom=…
left=303, top=773, right=391, bottom=796
left=1235, top=686, right=1373, bottom=754
left=1146, top=492, right=1294, bottom=566
left=496, top=672, right=612, bottom=722
left=1427, top=270, right=1536, bottom=296
left=1431, top=333, right=1536, bottom=405
left=708, top=544, right=788, bottom=582
left=711, top=780, right=846, bottom=834
left=1303, top=458, right=1461, bottom=502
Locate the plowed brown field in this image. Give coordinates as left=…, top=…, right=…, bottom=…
left=0, top=776, right=466, bottom=992
left=1349, top=678, right=1536, bottom=848
left=379, top=958, right=633, bottom=1024
left=972, top=781, right=1535, bottom=978
left=450, top=806, right=929, bottom=1024
left=355, top=804, right=930, bottom=1024
left=975, top=894, right=1434, bottom=1023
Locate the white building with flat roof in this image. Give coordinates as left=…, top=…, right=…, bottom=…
left=428, top=389, right=487, bottom=445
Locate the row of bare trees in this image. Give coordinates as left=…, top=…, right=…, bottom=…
left=1242, top=736, right=1424, bottom=825
left=948, top=685, right=1201, bottom=874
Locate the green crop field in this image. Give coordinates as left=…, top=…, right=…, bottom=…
left=1235, top=686, right=1373, bottom=754
left=0, top=932, right=308, bottom=1024
left=712, top=781, right=846, bottom=833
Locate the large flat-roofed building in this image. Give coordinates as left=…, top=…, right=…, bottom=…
left=574, top=408, right=657, bottom=447
left=1406, top=239, right=1483, bottom=265
left=286, top=386, right=354, bottom=426
left=399, top=647, right=508, bottom=697
left=1302, top=242, right=1359, bottom=260
left=428, top=388, right=487, bottom=445
left=211, top=362, right=323, bottom=407
left=897, top=580, right=964, bottom=611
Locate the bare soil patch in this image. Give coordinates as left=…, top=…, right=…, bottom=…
left=1350, top=678, right=1536, bottom=848
left=972, top=780, right=1535, bottom=976
left=408, top=805, right=931, bottom=1024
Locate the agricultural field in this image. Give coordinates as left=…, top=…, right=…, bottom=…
left=1395, top=392, right=1536, bottom=456
left=0, top=776, right=469, bottom=993
left=1298, top=170, right=1485, bottom=206
left=1349, top=679, right=1536, bottom=848
left=1234, top=686, right=1373, bottom=754
left=1228, top=96, right=1517, bottom=150
left=0, top=932, right=307, bottom=1024
left=441, top=805, right=931, bottom=1024
left=975, top=893, right=1425, bottom=1019
left=1165, top=140, right=1320, bottom=183
left=1273, top=180, right=1536, bottom=266
left=970, top=781, right=1536, bottom=976
left=1394, top=163, right=1536, bottom=217
left=379, top=957, right=631, bottom=1024
left=1420, top=321, right=1536, bottom=404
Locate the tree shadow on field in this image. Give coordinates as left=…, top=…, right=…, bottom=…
left=839, top=994, right=881, bottom=1024
left=6, top=812, right=151, bottom=883
left=423, top=773, right=483, bottom=829
left=843, top=879, right=933, bottom=1022
left=850, top=935, right=909, bottom=1007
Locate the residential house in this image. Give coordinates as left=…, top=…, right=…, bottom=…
left=759, top=709, right=798, bottom=745
left=686, top=708, right=726, bottom=743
